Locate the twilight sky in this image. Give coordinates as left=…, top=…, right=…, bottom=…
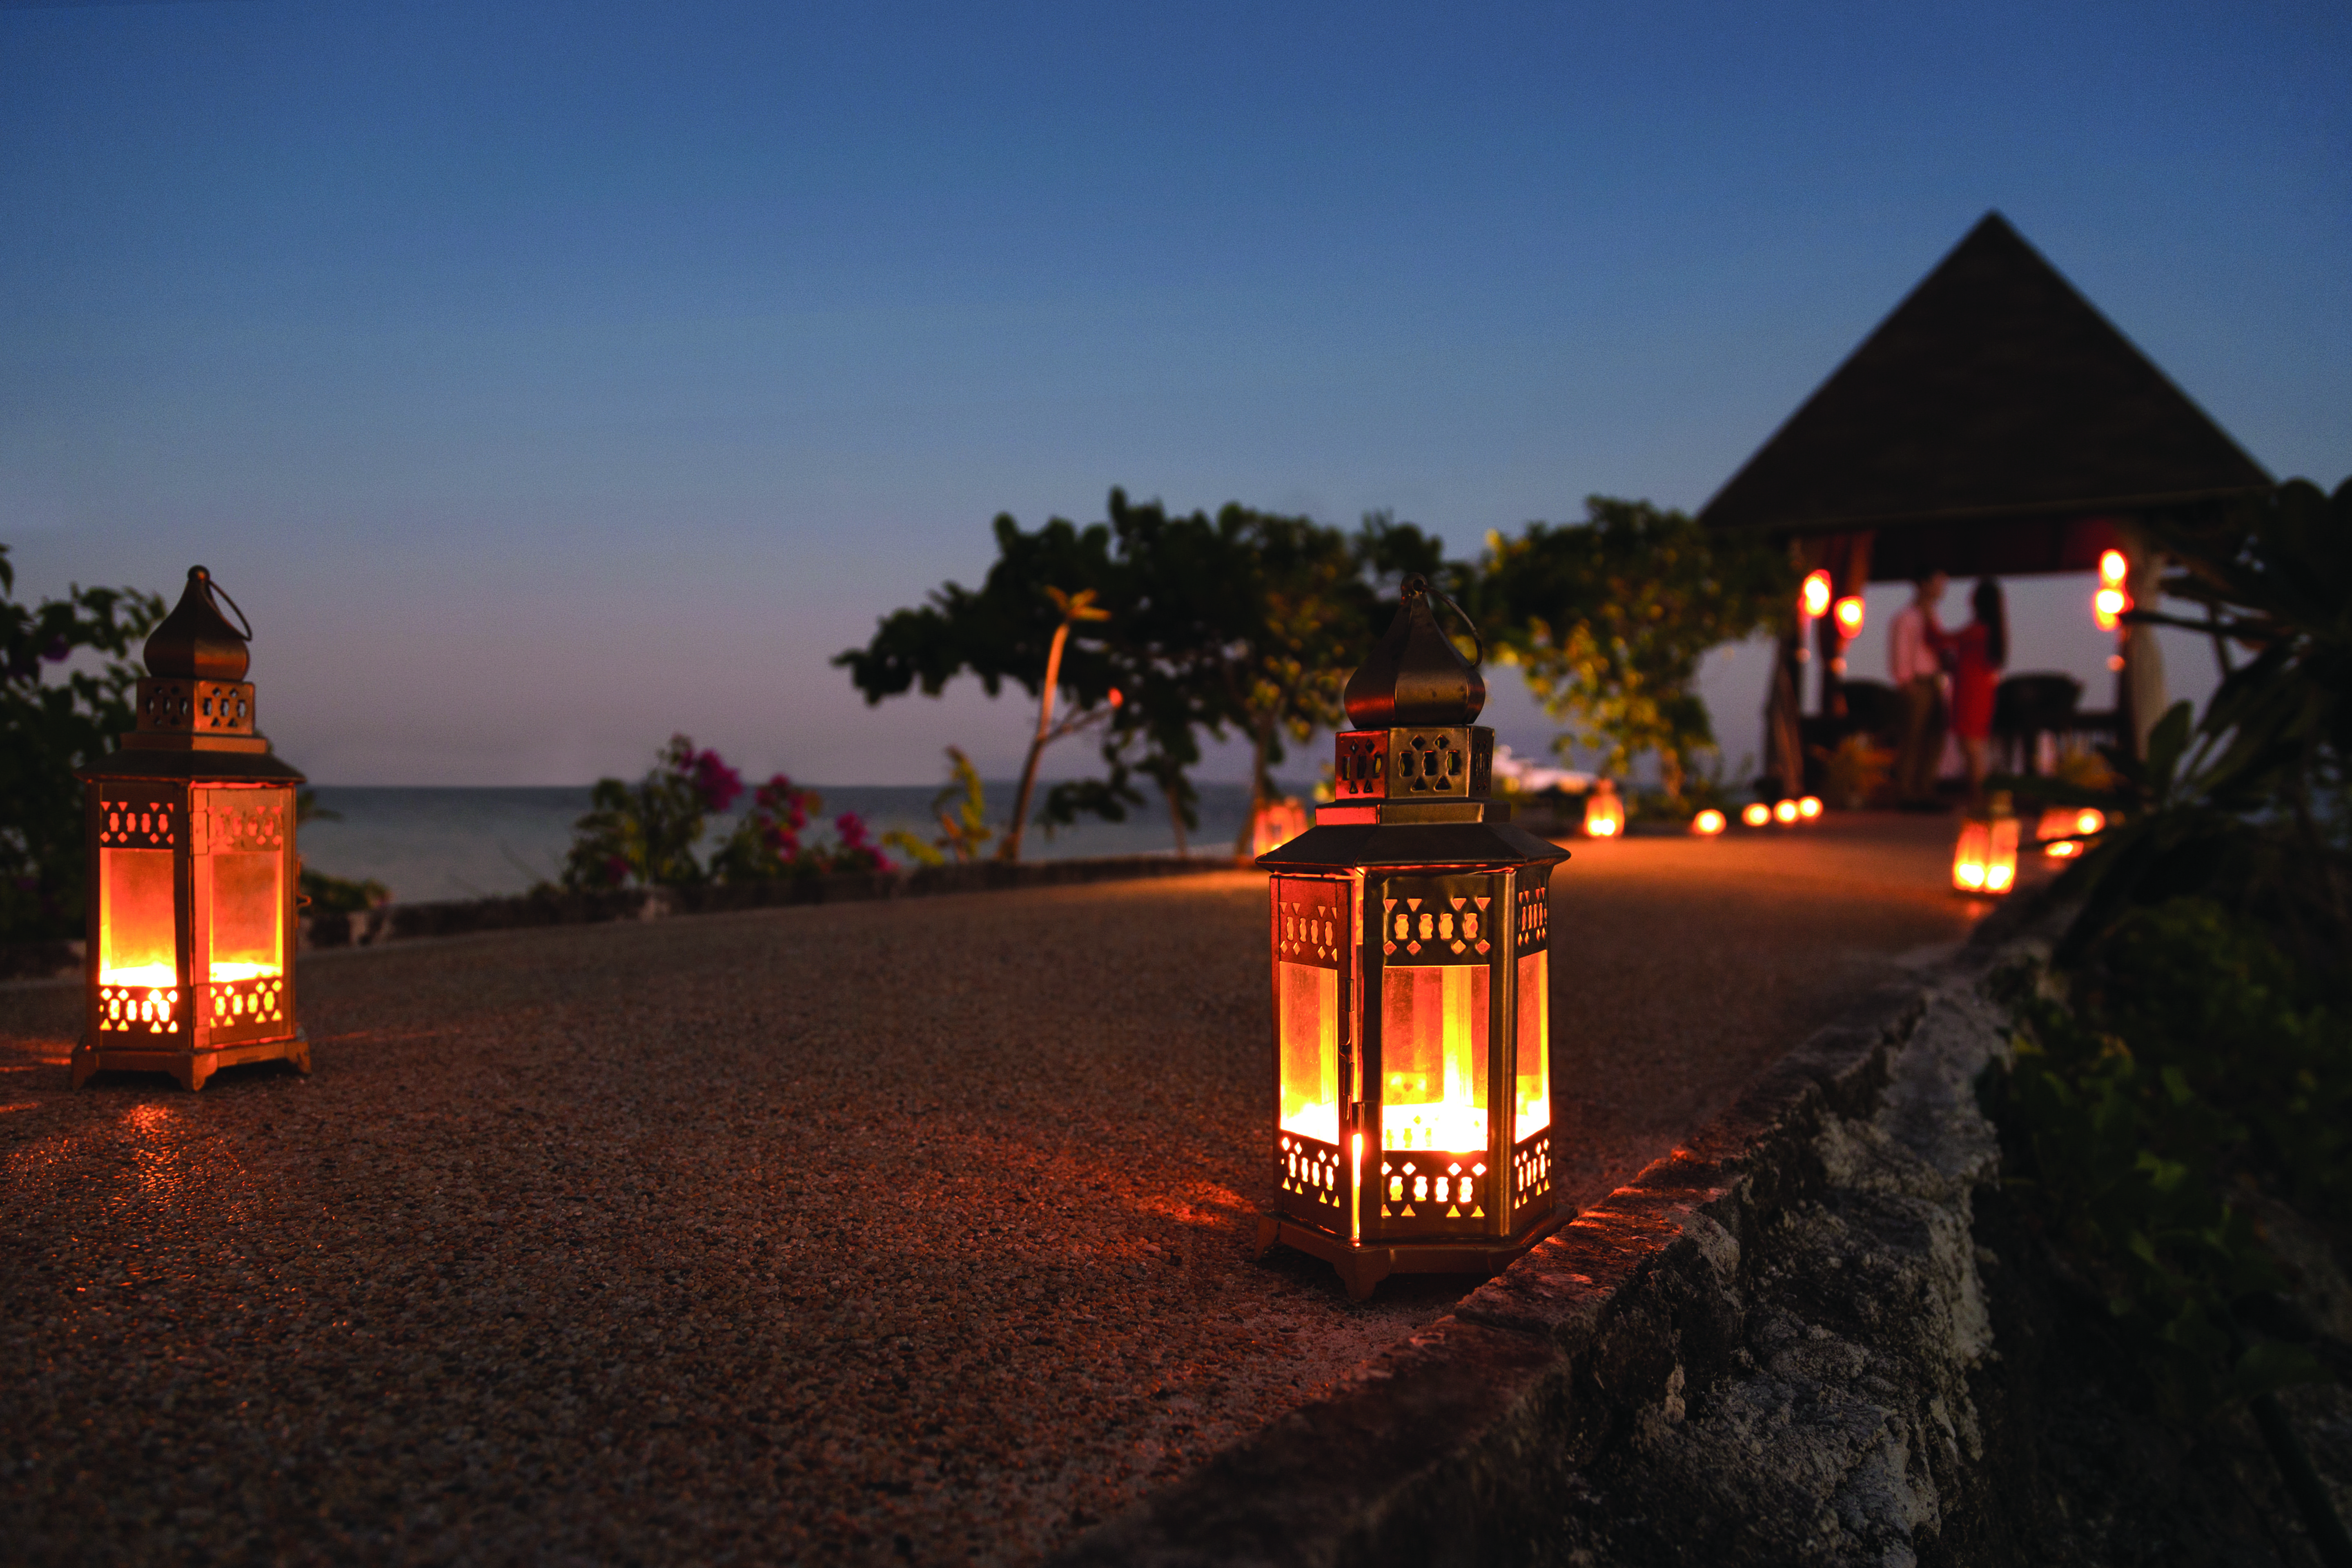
left=4, top=0, right=2346, bottom=786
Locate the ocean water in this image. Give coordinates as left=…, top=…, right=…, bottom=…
left=297, top=781, right=1275, bottom=904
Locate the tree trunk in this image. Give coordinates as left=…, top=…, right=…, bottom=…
left=1234, top=711, right=1274, bottom=855
left=1166, top=786, right=1189, bottom=858
left=1001, top=620, right=1070, bottom=863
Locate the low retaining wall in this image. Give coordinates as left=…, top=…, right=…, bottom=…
left=0, top=854, right=1247, bottom=980
left=1057, top=898, right=2059, bottom=1567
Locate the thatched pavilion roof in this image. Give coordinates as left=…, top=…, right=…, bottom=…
left=1697, top=212, right=2270, bottom=580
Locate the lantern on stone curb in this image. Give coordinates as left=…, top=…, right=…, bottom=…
left=1255, top=576, right=1572, bottom=1301
left=2036, top=806, right=2105, bottom=860
left=74, top=567, right=309, bottom=1092
left=1952, top=795, right=2020, bottom=896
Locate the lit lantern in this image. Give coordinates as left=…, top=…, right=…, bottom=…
left=1951, top=808, right=2021, bottom=895
left=1256, top=575, right=1572, bottom=1299
left=1691, top=808, right=1726, bottom=836
left=1799, top=569, right=1831, bottom=621
left=1796, top=795, right=1824, bottom=821
left=1252, top=796, right=1310, bottom=856
left=2036, top=805, right=2105, bottom=859
left=2094, top=548, right=2132, bottom=632
left=1581, top=782, right=1624, bottom=839
left=1773, top=798, right=1800, bottom=826
left=74, top=568, right=309, bottom=1091
left=1741, top=802, right=1772, bottom=828
left=1832, top=595, right=1864, bottom=638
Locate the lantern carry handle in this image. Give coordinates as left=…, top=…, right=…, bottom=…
left=200, top=572, right=254, bottom=641
left=1419, top=578, right=1485, bottom=670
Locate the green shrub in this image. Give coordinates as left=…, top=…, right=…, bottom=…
left=1989, top=897, right=2347, bottom=1414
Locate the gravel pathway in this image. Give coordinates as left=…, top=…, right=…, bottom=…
left=0, top=814, right=1977, bottom=1564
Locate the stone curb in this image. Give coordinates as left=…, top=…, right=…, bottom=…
left=1055, top=893, right=2060, bottom=1566
left=0, top=854, right=1252, bottom=982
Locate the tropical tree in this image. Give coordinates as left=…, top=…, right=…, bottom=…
left=834, top=510, right=1131, bottom=861
left=838, top=490, right=1392, bottom=859
left=1479, top=497, right=1793, bottom=804
left=0, top=546, right=166, bottom=941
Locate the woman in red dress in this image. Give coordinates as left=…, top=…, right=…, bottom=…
left=1939, top=578, right=2007, bottom=807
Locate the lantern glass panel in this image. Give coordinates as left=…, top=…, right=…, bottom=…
left=201, top=852, right=283, bottom=982
left=1515, top=949, right=1549, bottom=1136
left=99, top=847, right=177, bottom=987
left=1952, top=820, right=1992, bottom=891
left=1381, top=965, right=1488, bottom=1152
left=1276, top=960, right=1339, bottom=1143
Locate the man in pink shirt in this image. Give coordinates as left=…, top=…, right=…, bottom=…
left=1887, top=571, right=1949, bottom=805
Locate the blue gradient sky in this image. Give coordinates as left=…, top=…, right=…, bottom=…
left=4, top=0, right=2345, bottom=785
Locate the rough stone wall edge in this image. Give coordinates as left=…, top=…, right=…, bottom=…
left=1052, top=894, right=2054, bottom=1568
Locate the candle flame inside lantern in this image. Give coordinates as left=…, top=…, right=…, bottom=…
left=1773, top=799, right=1800, bottom=825
left=1800, top=570, right=1832, bottom=619
left=1583, top=788, right=1623, bottom=838
left=1382, top=965, right=1490, bottom=1151
left=1692, top=808, right=1726, bottom=835
left=1953, top=817, right=2020, bottom=893
left=1742, top=802, right=1772, bottom=827
left=1833, top=595, right=1864, bottom=637
left=1797, top=795, right=1824, bottom=820
left=1278, top=959, right=1340, bottom=1144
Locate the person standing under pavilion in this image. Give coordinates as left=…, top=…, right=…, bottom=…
left=1888, top=570, right=1949, bottom=807
left=1938, top=578, right=2009, bottom=809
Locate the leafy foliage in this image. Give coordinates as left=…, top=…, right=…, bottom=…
left=0, top=545, right=166, bottom=941
left=562, top=735, right=891, bottom=891
left=1980, top=477, right=2352, bottom=1439
left=1988, top=899, right=2345, bottom=1415
left=1481, top=498, right=1794, bottom=802
left=835, top=489, right=1395, bottom=855
left=836, top=489, right=1793, bottom=846
left=2001, top=477, right=2352, bottom=971
left=1811, top=733, right=1894, bottom=811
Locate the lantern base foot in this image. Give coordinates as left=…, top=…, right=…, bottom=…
left=1255, top=1213, right=1563, bottom=1302
left=71, top=1029, right=309, bottom=1093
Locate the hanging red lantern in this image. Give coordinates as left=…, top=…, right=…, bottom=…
left=1799, top=569, right=1831, bottom=621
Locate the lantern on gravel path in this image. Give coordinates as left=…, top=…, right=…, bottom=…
left=74, top=567, right=309, bottom=1092
left=1952, top=798, right=2021, bottom=896
left=1580, top=781, right=1624, bottom=839
left=1255, top=575, right=1572, bottom=1300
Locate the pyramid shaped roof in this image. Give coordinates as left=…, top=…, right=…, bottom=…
left=1697, top=213, right=2269, bottom=577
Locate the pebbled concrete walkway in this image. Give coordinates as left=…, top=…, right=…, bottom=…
left=0, top=814, right=1979, bottom=1564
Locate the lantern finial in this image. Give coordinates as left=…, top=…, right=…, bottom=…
left=142, top=566, right=252, bottom=683
left=1342, top=575, right=1487, bottom=728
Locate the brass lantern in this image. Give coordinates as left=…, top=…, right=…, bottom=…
left=74, top=567, right=309, bottom=1091
left=1255, top=576, right=1571, bottom=1299
left=1951, top=796, right=2021, bottom=896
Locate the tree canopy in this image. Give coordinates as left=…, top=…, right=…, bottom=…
left=836, top=490, right=1792, bottom=841
left=1, top=546, right=165, bottom=941
left=1483, top=497, right=1793, bottom=801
